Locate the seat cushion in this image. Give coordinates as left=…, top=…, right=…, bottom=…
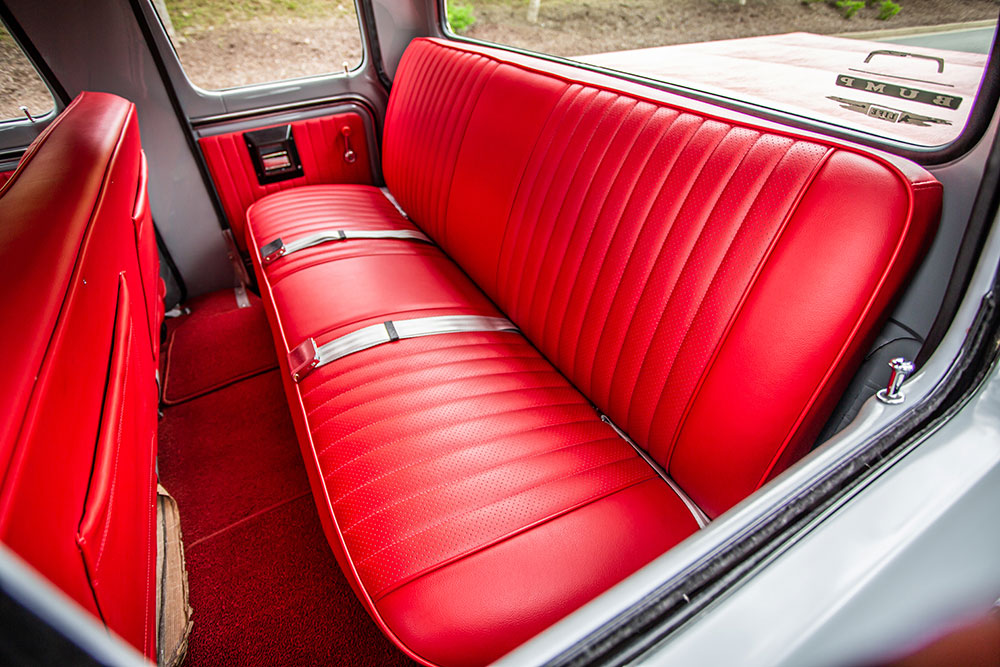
left=247, top=184, right=416, bottom=283
left=250, top=238, right=500, bottom=349
left=290, top=331, right=698, bottom=666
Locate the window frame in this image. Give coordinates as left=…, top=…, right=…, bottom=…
left=0, top=6, right=66, bottom=151
left=435, top=0, right=1000, bottom=166
left=134, top=0, right=376, bottom=123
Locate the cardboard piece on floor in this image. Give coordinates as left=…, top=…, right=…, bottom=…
left=156, top=483, right=193, bottom=667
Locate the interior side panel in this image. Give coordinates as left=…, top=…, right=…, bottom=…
left=198, top=108, right=376, bottom=251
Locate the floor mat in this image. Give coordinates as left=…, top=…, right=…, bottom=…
left=161, top=289, right=278, bottom=405
left=183, top=496, right=412, bottom=667
left=157, top=290, right=414, bottom=666
left=158, top=371, right=308, bottom=544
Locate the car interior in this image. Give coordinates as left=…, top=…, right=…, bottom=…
left=0, top=1, right=997, bottom=666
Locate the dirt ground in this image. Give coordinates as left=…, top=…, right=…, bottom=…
left=169, top=14, right=364, bottom=90
left=1, top=0, right=998, bottom=119
left=0, top=12, right=364, bottom=119
left=1, top=33, right=55, bottom=121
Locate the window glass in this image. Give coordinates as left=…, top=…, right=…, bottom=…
left=0, top=21, right=55, bottom=122
left=151, top=0, right=363, bottom=90
left=445, top=1, right=997, bottom=147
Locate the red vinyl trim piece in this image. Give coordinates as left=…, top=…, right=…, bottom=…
left=757, top=178, right=940, bottom=487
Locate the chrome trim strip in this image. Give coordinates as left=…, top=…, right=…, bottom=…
left=600, top=414, right=711, bottom=529
left=289, top=315, right=519, bottom=382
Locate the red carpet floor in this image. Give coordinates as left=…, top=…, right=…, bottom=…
left=157, top=290, right=414, bottom=666
left=161, top=289, right=278, bottom=405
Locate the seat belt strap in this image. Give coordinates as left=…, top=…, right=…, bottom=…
left=260, top=228, right=431, bottom=264
left=288, top=315, right=518, bottom=382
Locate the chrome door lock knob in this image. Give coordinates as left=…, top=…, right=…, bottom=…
left=877, top=357, right=915, bottom=405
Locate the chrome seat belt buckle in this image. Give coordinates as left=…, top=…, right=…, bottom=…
left=288, top=338, right=320, bottom=382
left=260, top=238, right=287, bottom=264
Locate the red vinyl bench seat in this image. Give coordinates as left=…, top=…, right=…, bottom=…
left=246, top=38, right=941, bottom=666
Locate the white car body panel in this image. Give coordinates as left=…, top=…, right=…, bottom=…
left=577, top=32, right=988, bottom=146
left=644, top=364, right=1000, bottom=666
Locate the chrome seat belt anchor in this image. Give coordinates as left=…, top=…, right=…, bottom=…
left=289, top=338, right=320, bottom=382
left=260, top=238, right=287, bottom=264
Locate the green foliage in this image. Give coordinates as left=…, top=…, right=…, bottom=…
left=803, top=0, right=901, bottom=20
left=448, top=3, right=477, bottom=32
left=877, top=0, right=901, bottom=20
left=835, top=0, right=865, bottom=18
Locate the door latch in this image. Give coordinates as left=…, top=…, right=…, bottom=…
left=340, top=125, right=357, bottom=164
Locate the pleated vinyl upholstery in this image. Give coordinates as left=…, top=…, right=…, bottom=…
left=246, top=37, right=941, bottom=667
left=489, top=95, right=842, bottom=515
left=382, top=46, right=499, bottom=241
left=424, top=46, right=940, bottom=517
left=297, top=333, right=678, bottom=601
left=249, top=185, right=409, bottom=244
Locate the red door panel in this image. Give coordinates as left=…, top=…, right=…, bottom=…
left=77, top=275, right=158, bottom=659
left=198, top=110, right=375, bottom=251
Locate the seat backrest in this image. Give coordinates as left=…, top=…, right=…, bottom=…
left=383, top=38, right=941, bottom=517
left=0, top=92, right=159, bottom=659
